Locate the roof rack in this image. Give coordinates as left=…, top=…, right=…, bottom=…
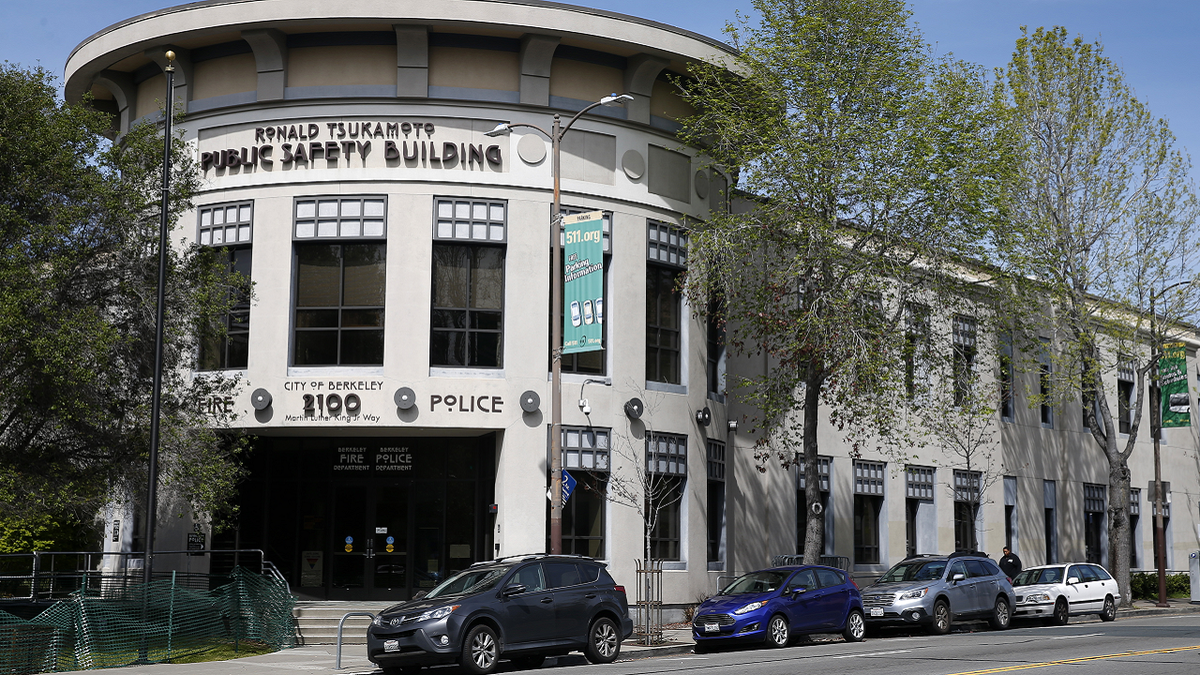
left=470, top=553, right=595, bottom=566
left=947, top=550, right=990, bottom=559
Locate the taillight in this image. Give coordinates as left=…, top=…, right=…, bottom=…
left=614, top=585, right=626, bottom=595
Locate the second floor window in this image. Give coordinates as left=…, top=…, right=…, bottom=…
left=431, top=199, right=507, bottom=368
left=197, top=201, right=253, bottom=370
left=646, top=221, right=687, bottom=385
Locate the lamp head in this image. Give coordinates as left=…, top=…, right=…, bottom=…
left=484, top=122, right=512, bottom=137
left=600, top=93, right=634, bottom=107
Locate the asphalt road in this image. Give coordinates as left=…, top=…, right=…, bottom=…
left=587, top=615, right=1200, bottom=675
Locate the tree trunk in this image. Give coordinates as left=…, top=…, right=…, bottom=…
left=1106, top=455, right=1133, bottom=607
left=802, top=364, right=825, bottom=563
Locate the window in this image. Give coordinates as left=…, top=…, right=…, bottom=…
left=198, top=201, right=253, bottom=371
left=1004, top=475, right=1018, bottom=552
left=646, top=432, right=687, bottom=561
left=707, top=296, right=726, bottom=398
left=999, top=331, right=1014, bottom=421
left=854, top=460, right=885, bottom=564
left=1039, top=340, right=1054, bottom=427
left=906, top=466, right=935, bottom=557
left=1151, top=480, right=1171, bottom=571
left=952, top=315, right=977, bottom=405
left=1044, top=480, right=1057, bottom=564
left=431, top=199, right=506, bottom=368
left=1118, top=358, right=1136, bottom=434
left=1084, top=484, right=1105, bottom=564
left=558, top=208, right=611, bottom=375
left=557, top=426, right=609, bottom=558
left=953, top=470, right=981, bottom=551
left=707, top=440, right=726, bottom=564
left=905, top=304, right=931, bottom=401
left=797, top=456, right=832, bottom=555
left=646, top=221, right=686, bottom=385
left=1129, top=488, right=1141, bottom=568
left=293, top=197, right=386, bottom=366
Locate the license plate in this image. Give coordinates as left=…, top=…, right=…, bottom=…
left=384, top=639, right=400, bottom=653
left=870, top=607, right=884, bottom=617
left=704, top=623, right=719, bottom=633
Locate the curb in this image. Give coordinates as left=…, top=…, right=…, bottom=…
left=620, top=643, right=697, bottom=661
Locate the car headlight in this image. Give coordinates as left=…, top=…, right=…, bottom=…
left=733, top=601, right=767, bottom=615
left=416, top=605, right=461, bottom=622
left=899, top=587, right=929, bottom=600
left=1025, top=593, right=1051, bottom=603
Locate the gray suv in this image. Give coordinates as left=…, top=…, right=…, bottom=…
left=366, top=554, right=632, bottom=675
left=860, top=552, right=1015, bottom=634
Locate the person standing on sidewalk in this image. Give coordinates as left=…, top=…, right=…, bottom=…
left=999, top=547, right=1022, bottom=579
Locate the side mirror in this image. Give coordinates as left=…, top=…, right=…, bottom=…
left=952, top=573, right=966, bottom=583
left=412, top=590, right=428, bottom=600
left=1066, top=577, right=1079, bottom=585
left=790, top=586, right=807, bottom=597
left=501, top=583, right=527, bottom=597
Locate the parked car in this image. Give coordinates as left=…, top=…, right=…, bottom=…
left=1011, top=562, right=1118, bottom=624
left=366, top=554, right=632, bottom=675
left=691, top=564, right=865, bottom=651
left=860, top=551, right=1015, bottom=635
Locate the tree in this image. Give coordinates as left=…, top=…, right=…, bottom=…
left=0, top=64, right=250, bottom=548
left=676, top=0, right=1015, bottom=562
left=997, top=27, right=1200, bottom=606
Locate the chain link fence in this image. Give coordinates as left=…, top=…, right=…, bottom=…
left=0, top=566, right=295, bottom=674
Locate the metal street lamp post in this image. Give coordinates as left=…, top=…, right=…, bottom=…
left=144, top=50, right=177, bottom=585
left=1147, top=279, right=1195, bottom=607
left=486, top=93, right=632, bottom=554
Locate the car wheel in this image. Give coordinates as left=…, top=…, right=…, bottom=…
left=583, top=617, right=621, bottom=664
left=512, top=655, right=546, bottom=669
left=765, top=614, right=789, bottom=648
left=989, top=597, right=1011, bottom=630
left=461, top=625, right=500, bottom=675
left=1049, top=598, right=1069, bottom=626
left=928, top=600, right=951, bottom=635
left=843, top=609, right=866, bottom=642
left=1100, top=595, right=1117, bottom=622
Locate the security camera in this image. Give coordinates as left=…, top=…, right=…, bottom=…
left=579, top=399, right=591, bottom=415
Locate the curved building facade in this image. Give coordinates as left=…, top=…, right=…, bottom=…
left=67, top=0, right=738, bottom=603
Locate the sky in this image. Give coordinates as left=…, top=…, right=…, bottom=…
left=4, top=0, right=1199, bottom=166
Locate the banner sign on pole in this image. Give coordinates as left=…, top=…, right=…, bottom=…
left=1160, top=342, right=1191, bottom=428
left=561, top=470, right=577, bottom=506
left=562, top=210, right=604, bottom=354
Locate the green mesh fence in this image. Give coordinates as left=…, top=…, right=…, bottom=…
left=0, top=567, right=295, bottom=674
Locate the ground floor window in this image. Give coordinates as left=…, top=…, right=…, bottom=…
left=796, top=456, right=831, bottom=556
left=649, top=479, right=683, bottom=560
left=954, top=470, right=981, bottom=551
left=1084, top=483, right=1105, bottom=564
left=646, top=432, right=687, bottom=561
left=707, top=440, right=726, bottom=564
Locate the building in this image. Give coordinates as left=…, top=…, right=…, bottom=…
left=65, top=0, right=1198, bottom=609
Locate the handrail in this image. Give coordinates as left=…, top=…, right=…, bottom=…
left=335, top=612, right=376, bottom=670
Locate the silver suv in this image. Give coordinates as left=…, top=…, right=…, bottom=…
left=860, top=552, right=1015, bottom=634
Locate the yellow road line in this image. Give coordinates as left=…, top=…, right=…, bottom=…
left=945, top=644, right=1200, bottom=674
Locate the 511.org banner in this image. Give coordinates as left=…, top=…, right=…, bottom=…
left=562, top=211, right=604, bottom=354
left=1160, top=342, right=1191, bottom=428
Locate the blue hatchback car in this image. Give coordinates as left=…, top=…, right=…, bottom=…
left=692, top=565, right=865, bottom=651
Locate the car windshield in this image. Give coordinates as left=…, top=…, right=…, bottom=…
left=424, top=566, right=509, bottom=599
left=878, top=560, right=946, bottom=583
left=720, top=570, right=789, bottom=595
left=1012, top=567, right=1064, bottom=586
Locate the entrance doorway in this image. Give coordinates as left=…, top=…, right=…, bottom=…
left=222, top=434, right=496, bottom=601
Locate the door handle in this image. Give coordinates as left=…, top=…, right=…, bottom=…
left=541, top=597, right=553, bottom=604
left=585, top=593, right=597, bottom=599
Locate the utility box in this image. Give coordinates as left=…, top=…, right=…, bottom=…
left=1190, top=551, right=1200, bottom=603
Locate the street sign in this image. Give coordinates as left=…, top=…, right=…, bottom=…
left=561, top=470, right=577, bottom=505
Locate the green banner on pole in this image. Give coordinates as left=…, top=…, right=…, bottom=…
left=1160, top=342, right=1191, bottom=428
left=562, top=210, right=604, bottom=355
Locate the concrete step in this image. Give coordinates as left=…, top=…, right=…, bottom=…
left=293, top=602, right=392, bottom=645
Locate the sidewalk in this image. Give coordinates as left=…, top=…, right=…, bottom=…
left=52, top=602, right=1199, bottom=675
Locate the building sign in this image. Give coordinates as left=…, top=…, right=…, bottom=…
left=187, top=532, right=205, bottom=556
left=1160, top=342, right=1191, bottom=428
left=562, top=210, right=605, bottom=354
left=301, top=551, right=323, bottom=587
left=334, top=445, right=414, bottom=472
left=282, top=379, right=383, bottom=423
left=199, top=119, right=503, bottom=175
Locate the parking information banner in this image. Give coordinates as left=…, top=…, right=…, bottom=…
left=1160, top=342, right=1191, bottom=428
left=562, top=210, right=604, bottom=354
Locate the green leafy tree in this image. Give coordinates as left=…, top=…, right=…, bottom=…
left=676, top=0, right=1015, bottom=562
left=997, top=27, right=1200, bottom=606
left=0, top=63, right=250, bottom=550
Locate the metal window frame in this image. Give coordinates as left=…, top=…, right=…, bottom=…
left=797, top=456, right=832, bottom=492
left=1084, top=483, right=1105, bottom=514
left=199, top=200, right=254, bottom=246
left=434, top=197, right=507, bottom=243
left=646, top=432, right=688, bottom=477
left=561, top=426, right=611, bottom=472
left=706, top=439, right=726, bottom=481
left=953, top=469, right=981, bottom=503
left=292, top=241, right=387, bottom=366
left=854, top=460, right=886, bottom=495
left=906, top=465, right=935, bottom=499
left=646, top=220, right=688, bottom=269
left=294, top=195, right=387, bottom=240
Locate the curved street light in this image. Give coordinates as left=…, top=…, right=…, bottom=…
left=487, top=93, right=633, bottom=554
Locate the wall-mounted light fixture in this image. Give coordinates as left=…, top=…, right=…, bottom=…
left=695, top=407, right=711, bottom=426
left=251, top=388, right=272, bottom=410
left=624, top=397, right=644, bottom=419
left=728, top=419, right=739, bottom=433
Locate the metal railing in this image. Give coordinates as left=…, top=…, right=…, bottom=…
left=335, top=612, right=376, bottom=670
left=0, top=549, right=282, bottom=602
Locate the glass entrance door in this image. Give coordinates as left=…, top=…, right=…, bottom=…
left=330, top=482, right=411, bottom=600
left=372, top=480, right=409, bottom=598
left=331, top=484, right=367, bottom=597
